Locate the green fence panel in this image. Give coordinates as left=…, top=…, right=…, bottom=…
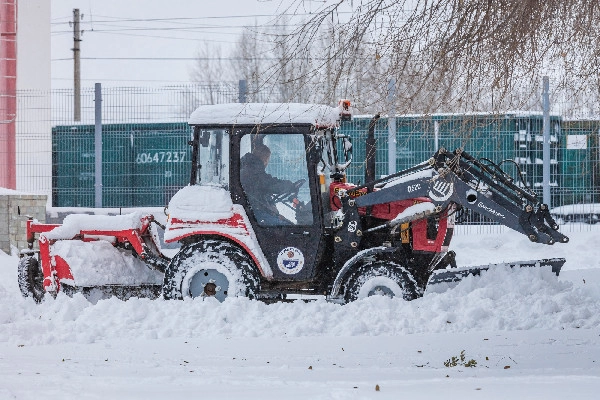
left=131, top=124, right=191, bottom=207
left=53, top=123, right=192, bottom=208
left=560, top=120, right=600, bottom=204
left=52, top=114, right=598, bottom=209
left=101, top=124, right=134, bottom=207
left=52, top=125, right=95, bottom=207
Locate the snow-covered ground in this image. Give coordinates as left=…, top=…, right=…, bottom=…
left=1, top=225, right=599, bottom=399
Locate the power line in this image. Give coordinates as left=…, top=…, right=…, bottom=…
left=51, top=22, right=307, bottom=36
left=51, top=77, right=196, bottom=83
left=51, top=25, right=301, bottom=35
left=52, top=57, right=295, bottom=61
left=79, top=31, right=241, bottom=44
left=50, top=12, right=353, bottom=25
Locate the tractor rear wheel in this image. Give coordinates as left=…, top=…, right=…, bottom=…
left=162, top=240, right=260, bottom=301
left=343, top=261, right=420, bottom=303
left=18, top=256, right=45, bottom=303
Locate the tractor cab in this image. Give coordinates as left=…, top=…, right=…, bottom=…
left=167, top=102, right=352, bottom=285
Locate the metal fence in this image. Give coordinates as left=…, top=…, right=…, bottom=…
left=16, top=83, right=238, bottom=197
left=11, top=83, right=600, bottom=232
left=341, top=114, right=600, bottom=231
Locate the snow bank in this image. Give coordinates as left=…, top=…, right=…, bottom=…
left=1, top=259, right=599, bottom=345
left=551, top=203, right=600, bottom=215
left=1, top=228, right=598, bottom=347
left=451, top=228, right=600, bottom=271
left=0, top=187, right=38, bottom=195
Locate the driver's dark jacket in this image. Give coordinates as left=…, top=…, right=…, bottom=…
left=240, top=153, right=296, bottom=214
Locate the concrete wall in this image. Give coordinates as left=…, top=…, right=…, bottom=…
left=0, top=191, right=47, bottom=254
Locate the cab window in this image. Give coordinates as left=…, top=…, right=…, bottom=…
left=240, top=134, right=313, bottom=225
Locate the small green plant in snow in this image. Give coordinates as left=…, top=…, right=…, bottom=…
left=444, top=350, right=477, bottom=368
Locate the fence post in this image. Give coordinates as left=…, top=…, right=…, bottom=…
left=434, top=120, right=439, bottom=151
left=94, top=83, right=103, bottom=208
left=238, top=79, right=247, bottom=103
left=542, top=76, right=551, bottom=206
left=387, top=78, right=396, bottom=175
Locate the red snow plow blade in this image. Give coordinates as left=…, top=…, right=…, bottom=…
left=18, top=214, right=168, bottom=303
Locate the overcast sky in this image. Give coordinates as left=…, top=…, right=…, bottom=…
left=50, top=0, right=350, bottom=88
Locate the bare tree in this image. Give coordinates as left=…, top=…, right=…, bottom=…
left=190, top=43, right=229, bottom=105
left=272, top=0, right=600, bottom=114
left=230, top=26, right=270, bottom=102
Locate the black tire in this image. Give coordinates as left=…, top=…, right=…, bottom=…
left=162, top=240, right=260, bottom=301
left=343, top=261, right=421, bottom=303
left=17, top=256, right=45, bottom=303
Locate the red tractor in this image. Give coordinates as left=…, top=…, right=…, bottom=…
left=18, top=101, right=568, bottom=303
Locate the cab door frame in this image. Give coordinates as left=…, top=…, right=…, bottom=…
left=229, top=125, right=326, bottom=281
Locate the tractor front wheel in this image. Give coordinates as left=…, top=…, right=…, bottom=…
left=18, top=255, right=46, bottom=303
left=343, top=261, right=420, bottom=303
left=162, top=240, right=260, bottom=301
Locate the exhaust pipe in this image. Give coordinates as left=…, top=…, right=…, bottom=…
left=365, top=113, right=380, bottom=192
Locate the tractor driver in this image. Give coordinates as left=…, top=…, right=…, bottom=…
left=240, top=143, right=299, bottom=225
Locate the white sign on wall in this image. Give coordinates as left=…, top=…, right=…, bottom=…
left=566, top=135, right=587, bottom=150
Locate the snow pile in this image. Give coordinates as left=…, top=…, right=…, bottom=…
left=44, top=212, right=148, bottom=240
left=0, top=187, right=39, bottom=196
left=1, top=258, right=598, bottom=346
left=551, top=203, right=600, bottom=215
left=2, top=225, right=600, bottom=397
left=382, top=166, right=433, bottom=188
left=1, top=228, right=599, bottom=348
left=167, top=185, right=234, bottom=223
left=51, top=240, right=163, bottom=286
left=390, top=202, right=435, bottom=224
left=188, top=103, right=342, bottom=127
left=451, top=226, right=600, bottom=271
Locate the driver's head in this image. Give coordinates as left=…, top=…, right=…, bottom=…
left=253, top=144, right=271, bottom=167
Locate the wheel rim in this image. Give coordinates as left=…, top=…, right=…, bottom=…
left=187, top=268, right=230, bottom=301
left=367, top=285, right=396, bottom=297
left=357, top=277, right=403, bottom=300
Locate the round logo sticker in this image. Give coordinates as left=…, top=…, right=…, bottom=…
left=276, top=247, right=305, bottom=275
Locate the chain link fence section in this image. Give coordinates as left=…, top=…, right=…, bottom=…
left=13, top=83, right=600, bottom=233
left=339, top=113, right=600, bottom=232
left=16, top=83, right=239, bottom=196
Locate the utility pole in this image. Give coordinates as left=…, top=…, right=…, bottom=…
left=94, top=83, right=102, bottom=208
left=73, top=9, right=82, bottom=121
left=238, top=79, right=247, bottom=103
left=387, top=78, right=397, bottom=175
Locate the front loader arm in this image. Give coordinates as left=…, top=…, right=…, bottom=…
left=349, top=148, right=568, bottom=245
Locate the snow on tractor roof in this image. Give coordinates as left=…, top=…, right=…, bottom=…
left=188, top=103, right=343, bottom=127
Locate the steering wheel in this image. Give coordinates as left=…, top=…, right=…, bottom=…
left=270, top=179, right=306, bottom=203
